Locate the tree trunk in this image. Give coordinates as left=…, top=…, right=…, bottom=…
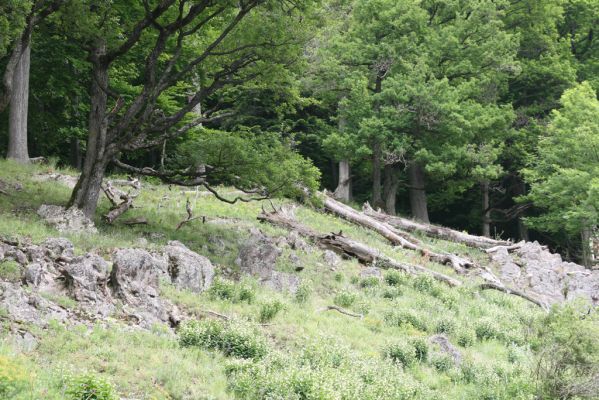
left=383, top=164, right=399, bottom=215
left=372, top=140, right=383, bottom=208
left=363, top=203, right=511, bottom=249
left=7, top=39, right=30, bottom=162
left=68, top=52, right=110, bottom=218
left=408, top=161, right=429, bottom=223
left=514, top=179, right=529, bottom=241
left=581, top=227, right=593, bottom=268
left=70, top=138, right=83, bottom=169
left=334, top=160, right=352, bottom=202
left=481, top=181, right=491, bottom=237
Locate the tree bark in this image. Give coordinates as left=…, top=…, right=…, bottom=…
left=481, top=181, right=491, bottom=238
left=383, top=164, right=399, bottom=215
left=408, top=161, right=429, bottom=223
left=68, top=49, right=110, bottom=218
left=7, top=38, right=30, bottom=162
left=334, top=160, right=352, bottom=202
left=363, top=202, right=510, bottom=249
left=258, top=208, right=462, bottom=287
left=371, top=140, right=383, bottom=208
left=514, top=179, right=529, bottom=241
left=581, top=227, right=593, bottom=268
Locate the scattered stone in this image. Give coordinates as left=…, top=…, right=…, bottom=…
left=360, top=266, right=382, bottom=280
left=37, top=204, right=97, bottom=234
left=429, top=334, right=461, bottom=365
left=322, top=250, right=341, bottom=267
left=33, top=172, right=78, bottom=189
left=287, top=231, right=309, bottom=251
left=164, top=241, right=214, bottom=293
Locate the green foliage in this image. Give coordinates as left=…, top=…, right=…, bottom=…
left=382, top=287, right=403, bottom=300
left=333, top=290, right=357, bottom=308
left=411, top=338, right=429, bottom=363
left=412, top=275, right=442, bottom=298
left=457, top=329, right=477, bottom=348
left=531, top=303, right=599, bottom=399
left=258, top=300, right=285, bottom=323
left=434, top=318, right=456, bottom=335
left=384, top=270, right=407, bottom=287
left=0, top=355, right=29, bottom=398
left=208, top=278, right=255, bottom=304
left=384, top=341, right=416, bottom=368
left=475, top=319, right=502, bottom=341
left=179, top=319, right=268, bottom=360
left=65, top=374, right=117, bottom=400
left=0, top=260, right=21, bottom=282
left=430, top=354, right=454, bottom=373
left=384, top=310, right=428, bottom=332
left=294, top=283, right=312, bottom=304
left=359, top=276, right=380, bottom=288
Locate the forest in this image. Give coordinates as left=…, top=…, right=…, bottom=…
left=1, top=0, right=598, bottom=265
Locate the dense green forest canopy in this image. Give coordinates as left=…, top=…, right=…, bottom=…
left=0, top=0, right=598, bottom=265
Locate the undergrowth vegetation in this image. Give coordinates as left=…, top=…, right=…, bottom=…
left=0, top=161, right=597, bottom=399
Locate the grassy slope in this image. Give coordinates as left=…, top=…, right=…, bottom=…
left=0, top=160, right=543, bottom=399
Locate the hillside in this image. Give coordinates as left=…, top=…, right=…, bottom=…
left=1, top=160, right=598, bottom=400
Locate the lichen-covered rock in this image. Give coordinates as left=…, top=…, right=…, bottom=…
left=164, top=241, right=214, bottom=293
left=360, top=266, right=382, bottom=280
left=263, top=271, right=301, bottom=294
left=41, top=237, right=75, bottom=259
left=0, top=281, right=69, bottom=326
left=322, top=250, right=341, bottom=267
left=429, top=334, right=461, bottom=365
left=37, top=204, right=97, bottom=234
left=111, top=248, right=180, bottom=328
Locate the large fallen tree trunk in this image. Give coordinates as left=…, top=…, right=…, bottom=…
left=323, top=194, right=475, bottom=273
left=258, top=208, right=462, bottom=287
left=477, top=282, right=548, bottom=310
left=363, top=202, right=510, bottom=249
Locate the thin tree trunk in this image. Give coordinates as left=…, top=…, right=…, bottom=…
left=68, top=49, right=110, bottom=218
left=372, top=140, right=383, bottom=208
left=383, top=164, right=399, bottom=216
left=481, top=181, right=491, bottom=238
left=7, top=38, right=30, bottom=162
left=515, top=178, right=529, bottom=241
left=334, top=160, right=352, bottom=202
left=408, top=161, right=429, bottom=223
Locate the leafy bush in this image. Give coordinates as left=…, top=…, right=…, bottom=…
left=208, top=278, right=256, bottom=304
left=179, top=319, right=267, bottom=360
left=294, top=283, right=311, bottom=304
left=258, top=300, right=284, bottom=323
left=412, top=275, right=442, bottom=297
left=382, top=287, right=403, bottom=300
left=65, top=374, right=117, bottom=400
left=457, top=329, right=476, bottom=347
left=384, top=310, right=428, bottom=332
left=384, top=270, right=407, bottom=287
left=475, top=319, right=501, bottom=341
left=334, top=290, right=357, bottom=308
left=430, top=353, right=454, bottom=372
left=237, top=284, right=256, bottom=304
left=384, top=341, right=416, bottom=367
left=0, top=355, right=28, bottom=398
left=434, top=318, right=456, bottom=335
left=359, top=276, right=380, bottom=288
left=411, top=338, right=429, bottom=362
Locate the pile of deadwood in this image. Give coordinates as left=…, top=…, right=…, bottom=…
left=258, top=192, right=548, bottom=309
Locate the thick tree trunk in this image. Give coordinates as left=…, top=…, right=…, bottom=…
left=481, top=181, right=491, bottom=237
left=408, top=161, right=429, bottom=223
left=363, top=203, right=510, bottom=249
left=258, top=208, right=462, bottom=287
left=334, top=160, right=352, bottom=202
left=7, top=39, right=30, bottom=162
left=68, top=53, right=110, bottom=218
left=323, top=193, right=476, bottom=272
left=383, top=164, right=399, bottom=215
left=371, top=140, right=383, bottom=208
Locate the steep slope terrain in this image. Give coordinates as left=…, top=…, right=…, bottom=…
left=0, top=160, right=597, bottom=400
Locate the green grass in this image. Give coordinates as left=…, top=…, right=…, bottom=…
left=0, top=159, right=568, bottom=399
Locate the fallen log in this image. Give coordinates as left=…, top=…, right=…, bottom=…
left=319, top=305, right=363, bottom=318
left=478, top=282, right=548, bottom=310
left=363, top=202, right=510, bottom=249
left=258, top=208, right=462, bottom=287
left=323, top=194, right=475, bottom=273
left=101, top=180, right=140, bottom=224
left=122, top=216, right=148, bottom=226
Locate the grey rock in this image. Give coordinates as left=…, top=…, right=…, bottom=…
left=42, top=237, right=75, bottom=259
left=286, top=231, right=309, bottom=251
left=164, top=241, right=214, bottom=293
left=236, top=230, right=282, bottom=279
left=322, top=250, right=341, bottom=267
left=430, top=334, right=461, bottom=365
left=263, top=271, right=301, bottom=294
left=16, top=331, right=38, bottom=352
left=37, top=204, right=97, bottom=234
left=0, top=281, right=69, bottom=326
left=61, top=254, right=113, bottom=317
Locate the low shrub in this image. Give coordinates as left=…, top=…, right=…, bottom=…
left=412, top=275, right=442, bottom=297
left=384, top=270, right=407, bottom=287
left=65, top=373, right=117, bottom=400
left=457, top=328, right=476, bottom=347
left=0, top=355, right=29, bottom=398
left=179, top=319, right=267, bottom=360
left=359, top=276, right=380, bottom=288
left=411, top=338, right=429, bottom=362
left=208, top=278, right=256, bottom=304
left=382, top=287, right=403, bottom=300
left=475, top=319, right=502, bottom=341
left=384, top=310, right=428, bottom=332
left=434, top=318, right=456, bottom=335
left=384, top=341, right=416, bottom=367
left=0, top=260, right=21, bottom=282
left=430, top=353, right=454, bottom=372
left=334, top=291, right=357, bottom=308
left=294, top=283, right=312, bottom=304
left=258, top=300, right=284, bottom=323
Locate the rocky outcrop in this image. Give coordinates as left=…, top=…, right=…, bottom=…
left=37, top=204, right=97, bottom=234
left=165, top=241, right=214, bottom=293
left=489, top=241, right=599, bottom=305
left=429, top=334, right=461, bottom=365
left=0, top=237, right=215, bottom=330
left=236, top=229, right=301, bottom=293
